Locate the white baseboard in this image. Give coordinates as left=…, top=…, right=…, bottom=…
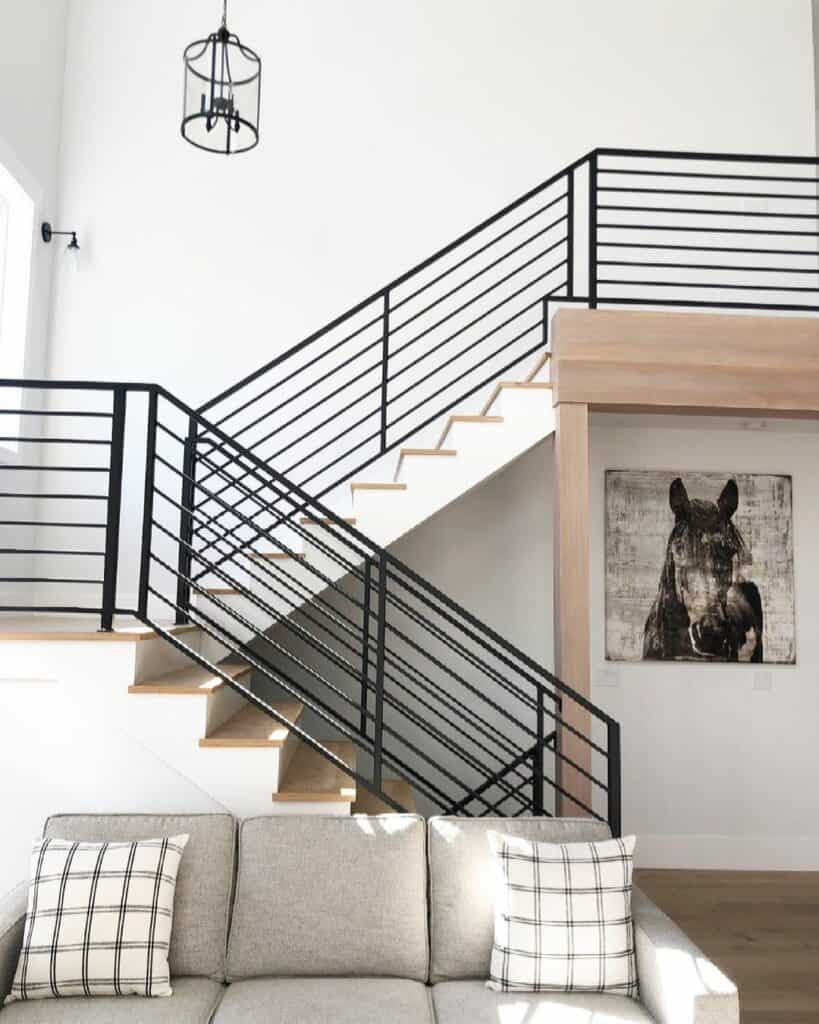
left=634, top=832, right=819, bottom=871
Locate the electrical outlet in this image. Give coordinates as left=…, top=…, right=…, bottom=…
left=753, top=671, right=773, bottom=692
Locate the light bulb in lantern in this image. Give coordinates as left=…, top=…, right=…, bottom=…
left=65, top=233, right=80, bottom=272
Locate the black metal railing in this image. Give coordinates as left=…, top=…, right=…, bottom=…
left=0, top=379, right=620, bottom=826
left=192, top=148, right=819, bottom=568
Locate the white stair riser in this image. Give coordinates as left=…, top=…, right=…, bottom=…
left=492, top=387, right=554, bottom=421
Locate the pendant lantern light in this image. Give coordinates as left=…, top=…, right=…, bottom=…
left=181, top=0, right=261, bottom=155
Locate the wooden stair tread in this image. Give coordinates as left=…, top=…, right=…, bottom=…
left=437, top=414, right=504, bottom=449
left=248, top=551, right=306, bottom=561
left=480, top=380, right=553, bottom=415
left=129, top=659, right=251, bottom=695
left=199, top=701, right=303, bottom=747
left=525, top=350, right=551, bottom=382
left=273, top=740, right=357, bottom=802
left=350, top=482, right=408, bottom=492
left=204, top=587, right=240, bottom=597
left=0, top=616, right=199, bottom=644
left=352, top=779, right=416, bottom=815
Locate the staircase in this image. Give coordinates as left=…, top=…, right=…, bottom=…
left=5, top=146, right=817, bottom=826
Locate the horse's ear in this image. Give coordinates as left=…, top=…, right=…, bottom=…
left=669, top=478, right=690, bottom=520
left=718, top=479, right=739, bottom=520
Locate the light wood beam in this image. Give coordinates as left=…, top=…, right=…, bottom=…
left=553, top=401, right=592, bottom=816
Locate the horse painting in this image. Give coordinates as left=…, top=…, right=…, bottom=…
left=642, top=477, right=764, bottom=662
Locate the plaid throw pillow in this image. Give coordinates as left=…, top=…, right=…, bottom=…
left=5, top=834, right=188, bottom=1003
left=487, top=832, right=637, bottom=996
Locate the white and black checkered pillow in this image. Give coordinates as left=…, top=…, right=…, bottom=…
left=5, top=834, right=188, bottom=1003
left=487, top=832, right=638, bottom=996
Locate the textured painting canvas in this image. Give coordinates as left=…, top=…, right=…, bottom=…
left=605, top=470, right=795, bottom=664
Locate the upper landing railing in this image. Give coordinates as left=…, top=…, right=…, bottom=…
left=195, top=148, right=819, bottom=512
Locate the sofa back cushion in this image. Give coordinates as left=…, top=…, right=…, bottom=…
left=227, top=815, right=428, bottom=981
left=44, top=813, right=236, bottom=981
left=427, top=816, right=611, bottom=982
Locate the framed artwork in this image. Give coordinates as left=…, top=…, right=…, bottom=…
left=605, top=470, right=795, bottom=664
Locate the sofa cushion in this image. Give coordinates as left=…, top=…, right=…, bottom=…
left=432, top=980, right=653, bottom=1023
left=428, top=816, right=611, bottom=982
left=0, top=977, right=224, bottom=1022
left=44, top=815, right=236, bottom=981
left=212, top=978, right=434, bottom=1023
left=227, top=815, right=428, bottom=981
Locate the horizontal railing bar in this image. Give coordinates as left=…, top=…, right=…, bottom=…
left=389, top=212, right=567, bottom=332
left=0, top=548, right=103, bottom=556
left=210, top=313, right=384, bottom=429
left=598, top=222, right=819, bottom=237
left=598, top=186, right=819, bottom=201
left=0, top=409, right=113, bottom=418
left=599, top=241, right=819, bottom=256
left=0, top=577, right=103, bottom=584
left=0, top=521, right=106, bottom=528
left=599, top=279, right=819, bottom=293
left=598, top=295, right=819, bottom=313
left=0, top=379, right=152, bottom=392
left=596, top=147, right=819, bottom=164
left=600, top=168, right=819, bottom=183
left=600, top=204, right=819, bottom=220
left=0, top=492, right=107, bottom=500
left=599, top=260, right=819, bottom=274
left=0, top=605, right=106, bottom=614
left=0, top=437, right=112, bottom=445
left=0, top=465, right=109, bottom=472
left=391, top=198, right=569, bottom=312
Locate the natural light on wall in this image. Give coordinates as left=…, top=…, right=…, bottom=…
left=0, top=161, right=35, bottom=455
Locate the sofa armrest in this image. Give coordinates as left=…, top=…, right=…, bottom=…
left=0, top=883, right=26, bottom=1004
left=632, top=886, right=739, bottom=1024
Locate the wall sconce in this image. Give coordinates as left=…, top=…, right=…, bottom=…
left=41, top=221, right=80, bottom=271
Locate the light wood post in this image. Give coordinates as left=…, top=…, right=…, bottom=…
left=553, top=401, right=592, bottom=815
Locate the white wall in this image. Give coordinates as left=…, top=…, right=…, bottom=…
left=0, top=0, right=67, bottom=380
left=375, top=415, right=819, bottom=869
left=47, top=0, right=815, bottom=402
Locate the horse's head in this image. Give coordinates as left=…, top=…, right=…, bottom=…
left=665, top=477, right=746, bottom=658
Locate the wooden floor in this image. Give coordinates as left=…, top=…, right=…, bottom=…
left=635, top=870, right=819, bottom=1024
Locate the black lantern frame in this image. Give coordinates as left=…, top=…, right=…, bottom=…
left=181, top=2, right=261, bottom=155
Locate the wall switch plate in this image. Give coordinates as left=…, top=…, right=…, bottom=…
left=595, top=667, right=620, bottom=688
left=753, top=671, right=773, bottom=692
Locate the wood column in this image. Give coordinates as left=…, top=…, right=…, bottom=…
left=553, top=401, right=592, bottom=815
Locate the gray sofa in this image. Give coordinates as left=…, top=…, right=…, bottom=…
left=0, top=813, right=738, bottom=1023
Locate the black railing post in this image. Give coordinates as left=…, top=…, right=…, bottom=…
left=372, top=552, right=388, bottom=789
left=532, top=684, right=544, bottom=814
left=100, top=386, right=126, bottom=631
left=566, top=169, right=575, bottom=298
left=588, top=151, right=598, bottom=308
left=137, top=389, right=158, bottom=618
left=175, top=413, right=198, bottom=624
left=607, top=719, right=622, bottom=837
left=359, top=556, right=372, bottom=736
left=379, top=290, right=390, bottom=453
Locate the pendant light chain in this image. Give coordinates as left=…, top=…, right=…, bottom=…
left=222, top=0, right=227, bottom=28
